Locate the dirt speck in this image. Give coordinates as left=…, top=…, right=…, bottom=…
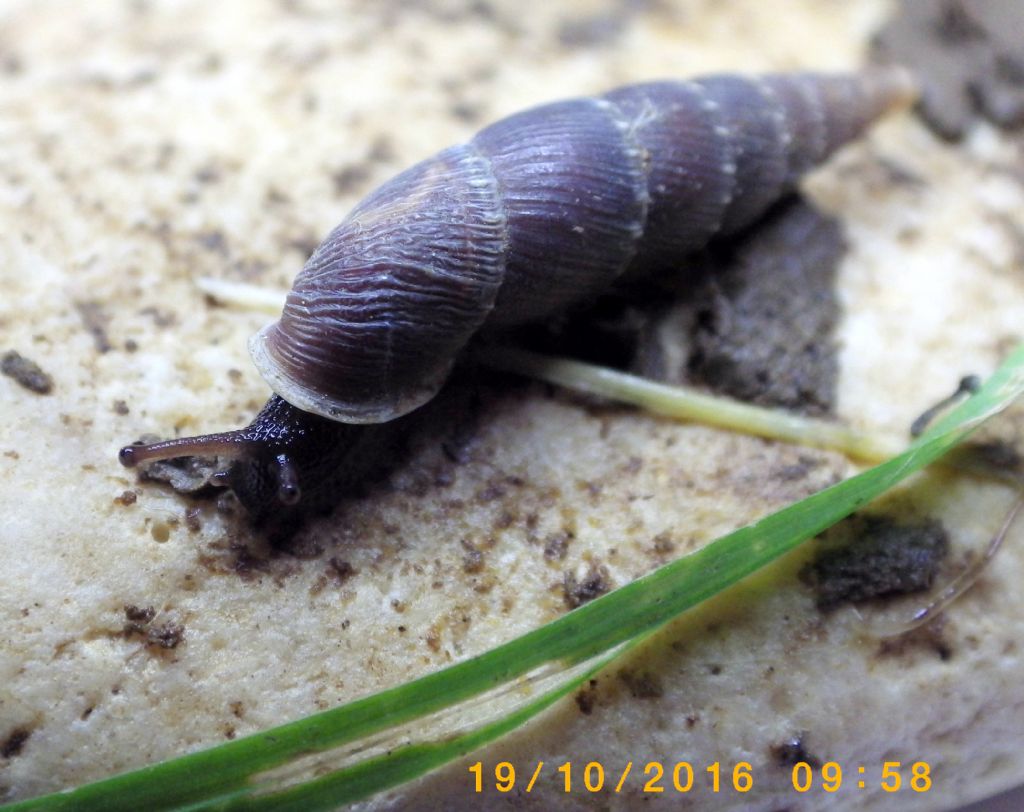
left=331, top=164, right=372, bottom=196
left=193, top=163, right=222, bottom=184
left=147, top=622, right=185, bottom=649
left=543, top=530, right=573, bottom=561
left=2, top=350, right=53, bottom=394
left=650, top=531, right=675, bottom=556
left=803, top=514, right=950, bottom=612
left=877, top=617, right=954, bottom=661
left=563, top=563, right=612, bottom=608
left=557, top=1, right=653, bottom=49
left=461, top=540, right=485, bottom=573
left=75, top=300, right=113, bottom=353
left=123, top=604, right=184, bottom=649
left=771, top=733, right=820, bottom=768
left=618, top=669, right=663, bottom=699
left=139, top=306, right=177, bottom=328
left=327, top=557, right=357, bottom=584
left=772, top=455, right=823, bottom=482
left=123, top=604, right=156, bottom=636
left=196, top=229, right=229, bottom=255
left=575, top=678, right=599, bottom=714
left=1, top=727, right=31, bottom=759
left=1, top=51, right=24, bottom=75
left=226, top=545, right=272, bottom=580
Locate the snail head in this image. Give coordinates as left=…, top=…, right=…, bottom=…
left=118, top=395, right=388, bottom=524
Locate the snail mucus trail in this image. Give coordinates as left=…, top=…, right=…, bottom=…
left=120, top=68, right=917, bottom=525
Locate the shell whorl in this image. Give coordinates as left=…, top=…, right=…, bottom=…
left=250, top=144, right=508, bottom=423
left=251, top=68, right=915, bottom=424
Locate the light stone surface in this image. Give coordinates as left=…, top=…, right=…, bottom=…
left=1, top=1, right=1023, bottom=810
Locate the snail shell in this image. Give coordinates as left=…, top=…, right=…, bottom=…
left=249, top=69, right=916, bottom=424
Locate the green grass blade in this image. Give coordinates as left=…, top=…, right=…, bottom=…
left=7, top=344, right=1024, bottom=812
left=228, top=646, right=633, bottom=811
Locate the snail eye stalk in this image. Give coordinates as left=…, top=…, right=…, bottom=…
left=274, top=454, right=302, bottom=505
left=118, top=431, right=255, bottom=468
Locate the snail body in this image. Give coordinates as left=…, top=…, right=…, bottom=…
left=121, top=69, right=915, bottom=518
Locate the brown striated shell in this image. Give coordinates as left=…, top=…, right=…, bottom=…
left=250, top=69, right=916, bottom=424
left=250, top=145, right=508, bottom=424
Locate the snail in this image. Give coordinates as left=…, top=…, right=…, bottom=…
left=120, top=68, right=916, bottom=522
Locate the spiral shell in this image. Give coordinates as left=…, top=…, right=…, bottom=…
left=249, top=69, right=915, bottom=424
